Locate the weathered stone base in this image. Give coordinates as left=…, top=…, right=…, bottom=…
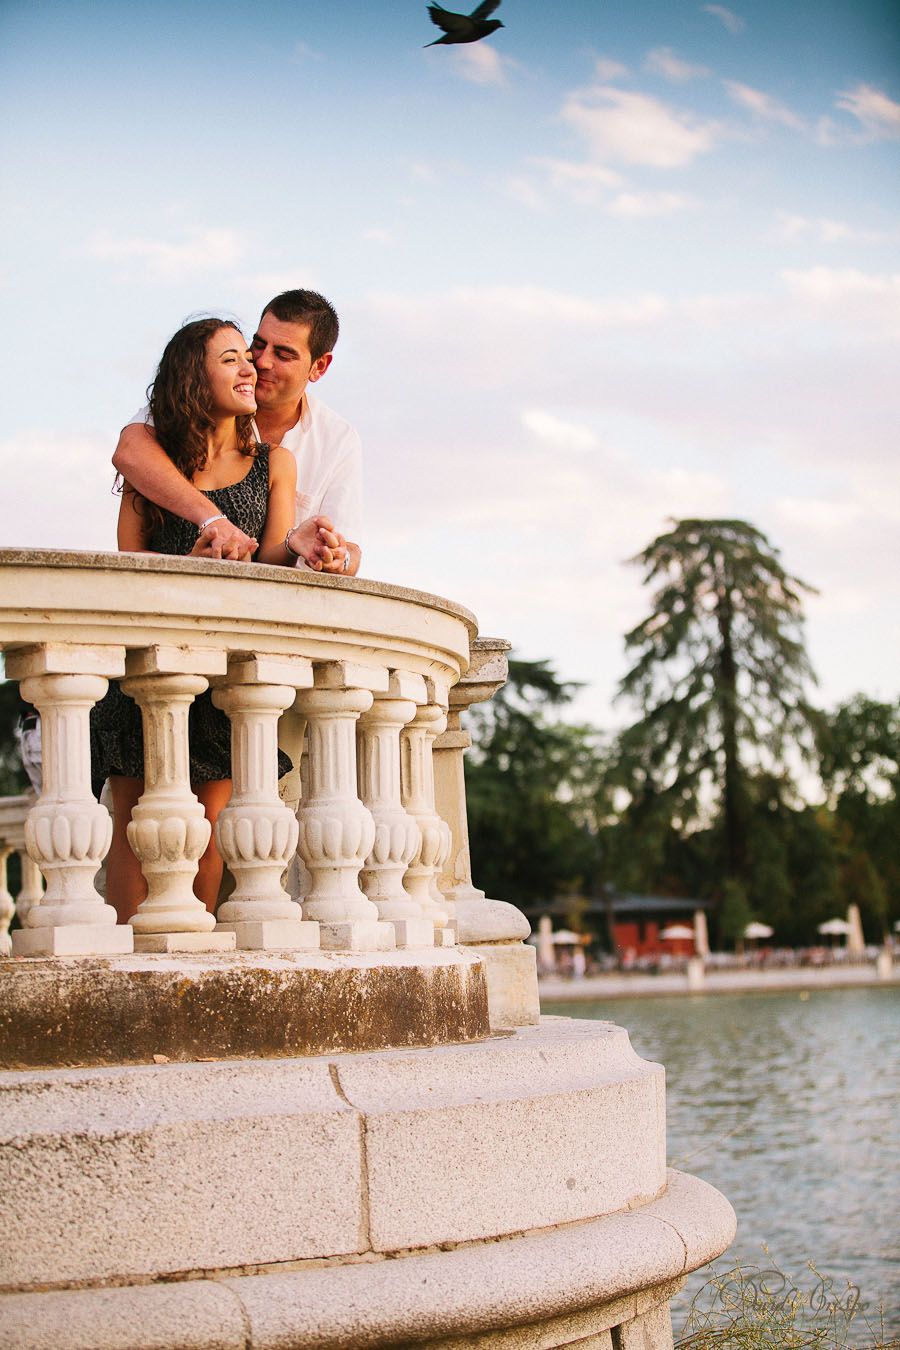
left=0, top=1019, right=735, bottom=1350
left=466, top=939, right=541, bottom=1027
left=0, top=948, right=490, bottom=1068
left=213, top=918, right=320, bottom=951
left=11, top=924, right=134, bottom=957
left=133, top=930, right=236, bottom=954
left=0, top=1170, right=732, bottom=1350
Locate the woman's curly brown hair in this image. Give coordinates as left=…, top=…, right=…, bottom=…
left=128, top=318, right=255, bottom=536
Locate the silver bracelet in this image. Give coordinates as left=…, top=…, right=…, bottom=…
left=342, top=550, right=351, bottom=573
left=198, top=513, right=226, bottom=535
left=284, top=527, right=304, bottom=560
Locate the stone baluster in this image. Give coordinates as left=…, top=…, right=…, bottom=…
left=15, top=851, right=44, bottom=928
left=121, top=646, right=235, bottom=953
left=401, top=680, right=454, bottom=945
left=0, top=795, right=42, bottom=929
left=6, top=643, right=133, bottom=957
left=357, top=671, right=434, bottom=950
left=212, top=654, right=319, bottom=951
left=0, top=845, right=13, bottom=957
left=432, top=636, right=539, bottom=1027
left=295, top=662, right=395, bottom=952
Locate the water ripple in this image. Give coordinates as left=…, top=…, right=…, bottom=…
left=544, top=987, right=900, bottom=1334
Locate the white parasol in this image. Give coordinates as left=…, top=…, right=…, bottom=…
left=744, top=921, right=774, bottom=940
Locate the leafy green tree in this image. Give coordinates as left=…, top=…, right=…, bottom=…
left=614, top=519, right=819, bottom=935
left=465, top=658, right=607, bottom=918
left=817, top=694, right=900, bottom=940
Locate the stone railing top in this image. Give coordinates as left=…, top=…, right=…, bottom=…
left=0, top=549, right=478, bottom=689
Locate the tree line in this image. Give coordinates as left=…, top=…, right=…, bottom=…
left=465, top=519, right=899, bottom=950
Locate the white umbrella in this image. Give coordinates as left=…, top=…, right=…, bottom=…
left=744, top=922, right=774, bottom=940
left=817, top=918, right=853, bottom=936
left=661, top=924, right=695, bottom=941
left=549, top=929, right=581, bottom=944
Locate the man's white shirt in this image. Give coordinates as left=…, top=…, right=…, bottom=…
left=128, top=392, right=363, bottom=546
left=259, top=393, right=362, bottom=545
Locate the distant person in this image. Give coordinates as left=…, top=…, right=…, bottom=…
left=93, top=317, right=299, bottom=923
left=113, top=290, right=362, bottom=575
left=15, top=701, right=42, bottom=794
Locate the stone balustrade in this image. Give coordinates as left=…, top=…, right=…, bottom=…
left=0, top=550, right=734, bottom=1350
left=0, top=793, right=43, bottom=957
left=0, top=548, right=520, bottom=967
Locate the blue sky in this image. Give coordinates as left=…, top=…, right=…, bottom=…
left=2, top=0, right=899, bottom=735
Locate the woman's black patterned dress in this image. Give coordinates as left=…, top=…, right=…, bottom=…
left=91, top=445, right=290, bottom=785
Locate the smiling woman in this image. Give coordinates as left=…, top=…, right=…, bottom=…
left=93, top=316, right=300, bottom=929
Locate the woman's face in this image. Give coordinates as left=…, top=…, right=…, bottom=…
left=205, top=327, right=257, bottom=417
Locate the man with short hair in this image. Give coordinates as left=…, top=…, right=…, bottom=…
left=113, top=290, right=362, bottom=574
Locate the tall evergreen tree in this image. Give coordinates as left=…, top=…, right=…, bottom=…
left=615, top=519, right=819, bottom=924
left=465, top=659, right=605, bottom=915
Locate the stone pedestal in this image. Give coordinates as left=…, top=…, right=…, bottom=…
left=0, top=1016, right=735, bottom=1349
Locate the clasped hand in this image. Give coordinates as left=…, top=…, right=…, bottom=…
left=191, top=514, right=349, bottom=571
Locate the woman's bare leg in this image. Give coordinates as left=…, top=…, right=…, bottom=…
left=107, top=776, right=146, bottom=924
left=194, top=779, right=233, bottom=914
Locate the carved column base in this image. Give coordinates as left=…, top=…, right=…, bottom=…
left=319, top=919, right=396, bottom=952
left=216, top=919, right=320, bottom=952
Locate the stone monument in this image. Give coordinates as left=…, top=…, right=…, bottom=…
left=0, top=550, right=735, bottom=1349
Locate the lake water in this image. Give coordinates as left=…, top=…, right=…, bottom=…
left=542, top=986, right=900, bottom=1338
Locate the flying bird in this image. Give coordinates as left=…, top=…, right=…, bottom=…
left=424, top=1, right=504, bottom=47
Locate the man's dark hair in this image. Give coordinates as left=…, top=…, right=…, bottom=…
left=261, top=290, right=339, bottom=362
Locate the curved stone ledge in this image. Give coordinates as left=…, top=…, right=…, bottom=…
left=1, top=1019, right=666, bottom=1289
left=0, top=1172, right=735, bottom=1350
left=0, top=550, right=476, bottom=685
left=0, top=948, right=491, bottom=1068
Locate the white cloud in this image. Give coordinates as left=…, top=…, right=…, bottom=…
left=702, top=5, right=745, bottom=34
left=561, top=84, right=720, bottom=167
left=781, top=265, right=900, bottom=325
left=644, top=48, right=709, bottom=83
left=91, top=227, right=245, bottom=281
left=505, top=175, right=548, bottom=210
left=362, top=228, right=392, bottom=244
left=724, top=81, right=804, bottom=129
left=374, top=284, right=670, bottom=330
left=834, top=83, right=900, bottom=140
left=292, top=41, right=325, bottom=63
left=528, top=157, right=624, bottom=205
left=774, top=498, right=864, bottom=533
left=522, top=408, right=598, bottom=452
left=593, top=57, right=629, bottom=82
left=771, top=212, right=897, bottom=245
left=607, top=190, right=695, bottom=217
left=448, top=43, right=511, bottom=87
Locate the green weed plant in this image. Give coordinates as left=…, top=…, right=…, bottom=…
left=676, top=1256, right=899, bottom=1349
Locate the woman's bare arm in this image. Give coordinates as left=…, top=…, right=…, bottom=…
left=113, top=423, right=257, bottom=559
left=255, top=446, right=300, bottom=567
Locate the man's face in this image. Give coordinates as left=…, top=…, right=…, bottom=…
left=250, top=313, right=332, bottom=413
